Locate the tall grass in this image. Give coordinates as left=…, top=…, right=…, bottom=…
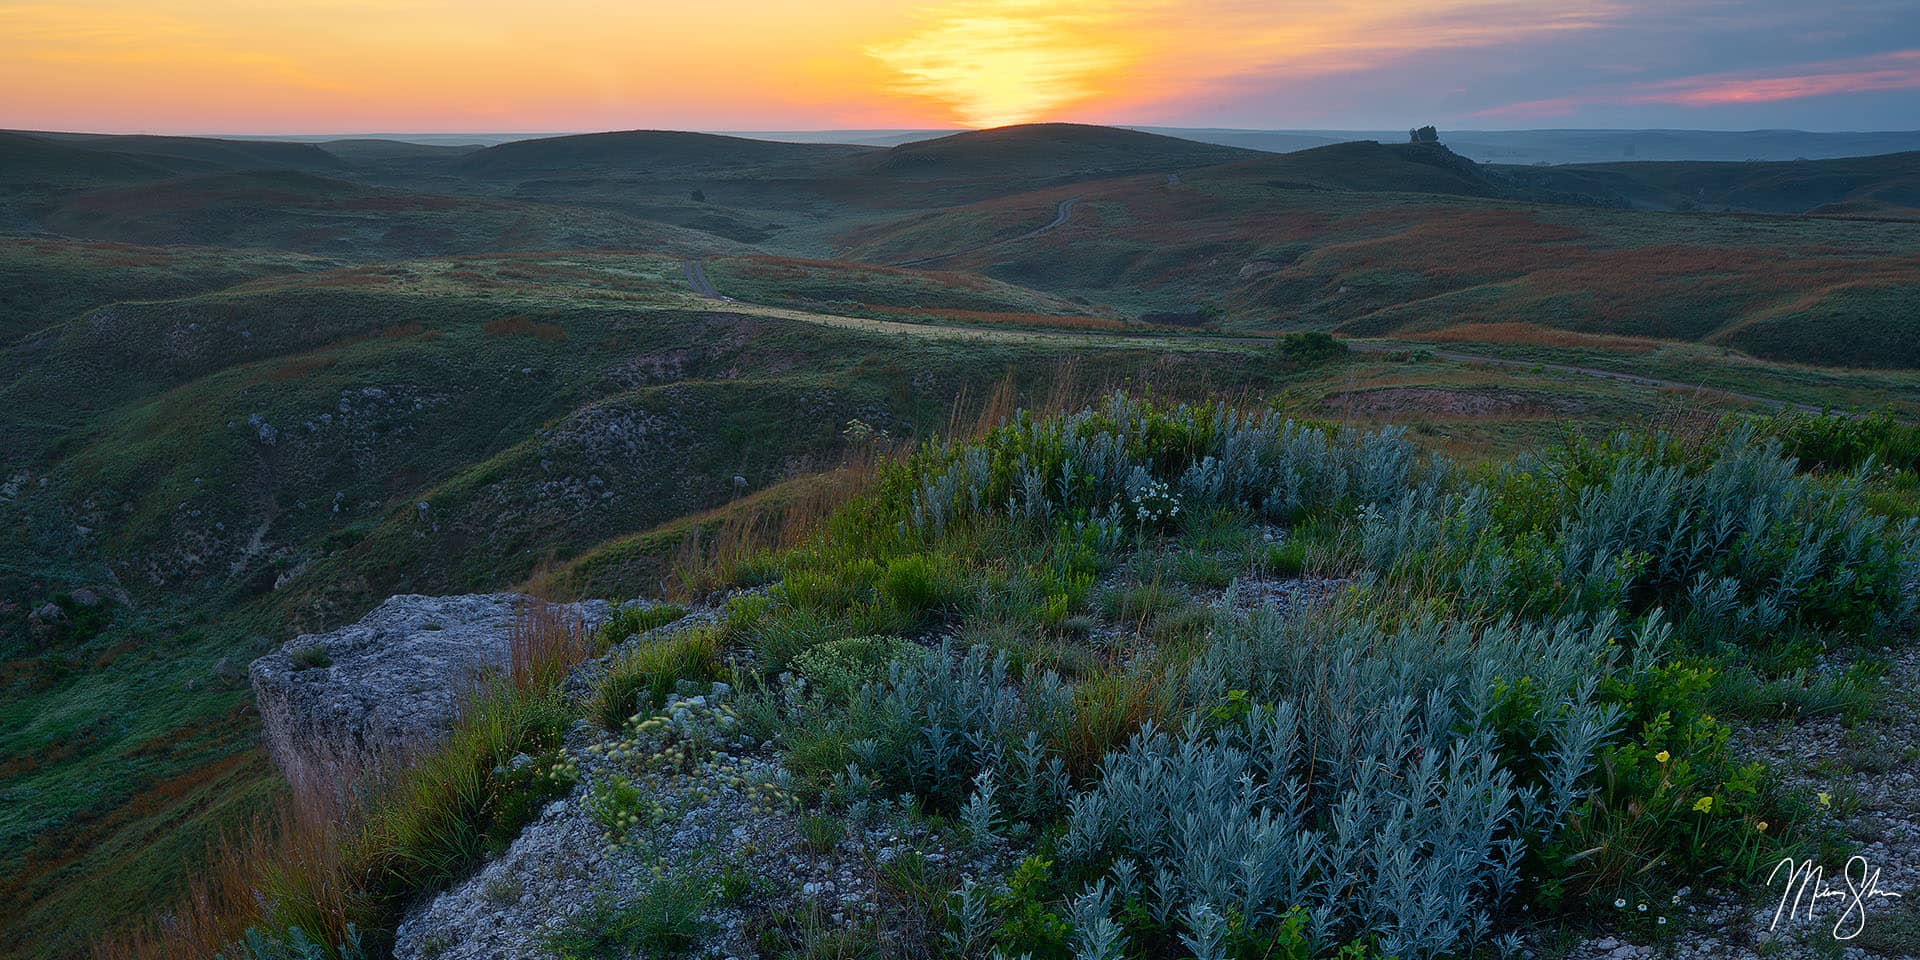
left=94, top=601, right=588, bottom=960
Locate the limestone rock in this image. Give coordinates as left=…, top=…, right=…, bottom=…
left=249, top=593, right=609, bottom=789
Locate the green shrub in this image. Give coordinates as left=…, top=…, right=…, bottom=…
left=589, top=628, right=721, bottom=730
left=988, top=856, right=1071, bottom=960
left=879, top=554, right=961, bottom=616
left=790, top=635, right=929, bottom=702
left=484, top=747, right=578, bottom=853
left=1273, top=331, right=1350, bottom=367
left=1759, top=410, right=1920, bottom=474
left=1540, top=652, right=1786, bottom=906
left=583, top=774, right=661, bottom=848
left=595, top=603, right=688, bottom=651
left=289, top=645, right=332, bottom=670
left=545, top=874, right=716, bottom=959
left=215, top=925, right=366, bottom=960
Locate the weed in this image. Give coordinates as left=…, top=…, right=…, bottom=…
left=288, top=646, right=331, bottom=670
left=589, top=628, right=721, bottom=730
left=595, top=603, right=689, bottom=651
left=544, top=873, right=715, bottom=959
left=796, top=813, right=845, bottom=853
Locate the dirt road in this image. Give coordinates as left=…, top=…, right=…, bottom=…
left=1346, top=342, right=1826, bottom=414
left=680, top=259, right=724, bottom=299
left=891, top=196, right=1080, bottom=268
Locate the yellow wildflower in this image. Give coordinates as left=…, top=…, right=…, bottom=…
left=1757, top=821, right=1769, bottom=833
left=1818, top=792, right=1832, bottom=808
left=1693, top=796, right=1714, bottom=814
left=1655, top=750, right=1670, bottom=764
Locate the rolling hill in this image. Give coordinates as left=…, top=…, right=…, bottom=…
left=835, top=150, right=1920, bottom=367
left=1156, top=128, right=1920, bottom=165
left=1491, top=151, right=1920, bottom=214
left=58, top=134, right=349, bottom=174
left=0, top=132, right=180, bottom=187
left=7, top=120, right=1920, bottom=957
left=857, top=123, right=1262, bottom=179
left=456, top=129, right=876, bottom=177
left=0, top=247, right=1301, bottom=955
left=34, top=170, right=747, bottom=258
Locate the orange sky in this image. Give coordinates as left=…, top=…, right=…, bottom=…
left=2, top=1, right=1915, bottom=133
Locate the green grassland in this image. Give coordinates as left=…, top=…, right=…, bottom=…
left=3, top=122, right=1918, bottom=958
left=1490, top=150, right=1920, bottom=214
left=834, top=152, right=1920, bottom=367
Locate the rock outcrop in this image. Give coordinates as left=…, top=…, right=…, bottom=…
left=250, top=593, right=609, bottom=791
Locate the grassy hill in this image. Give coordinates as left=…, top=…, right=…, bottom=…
left=836, top=154, right=1920, bottom=367
left=1222, top=140, right=1501, bottom=196
left=34, top=171, right=747, bottom=258
left=0, top=132, right=180, bottom=187
left=60, top=134, right=349, bottom=174
left=7, top=121, right=1920, bottom=958
left=1492, top=150, right=1920, bottom=213
left=0, top=246, right=1322, bottom=955
left=858, top=123, right=1261, bottom=179
left=457, top=129, right=876, bottom=177
left=0, top=239, right=339, bottom=343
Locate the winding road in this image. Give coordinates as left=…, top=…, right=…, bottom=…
left=680, top=259, right=726, bottom=300
left=891, top=196, right=1081, bottom=268
left=680, top=195, right=1875, bottom=417
left=1345, top=342, right=1828, bottom=414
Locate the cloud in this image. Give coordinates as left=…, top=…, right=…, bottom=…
left=1477, top=48, right=1920, bottom=117
left=867, top=0, right=1628, bottom=127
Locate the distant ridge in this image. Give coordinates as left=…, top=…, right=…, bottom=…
left=455, top=129, right=877, bottom=176
left=862, top=123, right=1261, bottom=178
left=0, top=131, right=176, bottom=184
left=1145, top=127, right=1920, bottom=165
left=50, top=126, right=1920, bottom=165
left=0, top=131, right=346, bottom=184
left=1227, top=140, right=1499, bottom=197
left=61, top=134, right=347, bottom=173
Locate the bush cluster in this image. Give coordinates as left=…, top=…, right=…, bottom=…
left=187, top=397, right=1919, bottom=959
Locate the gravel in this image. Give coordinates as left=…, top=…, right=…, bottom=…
left=1554, top=641, right=1920, bottom=960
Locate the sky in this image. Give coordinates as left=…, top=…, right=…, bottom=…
left=2, top=0, right=1918, bottom=134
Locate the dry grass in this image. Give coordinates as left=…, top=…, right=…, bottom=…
left=505, top=598, right=592, bottom=695
left=90, top=765, right=360, bottom=960
left=94, top=600, right=589, bottom=960
left=1409, top=322, right=1662, bottom=355
left=1058, top=657, right=1179, bottom=779
left=665, top=452, right=879, bottom=601
left=482, top=314, right=568, bottom=341
left=858, top=304, right=1129, bottom=332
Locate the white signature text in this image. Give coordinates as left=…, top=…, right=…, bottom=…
left=1768, top=855, right=1903, bottom=940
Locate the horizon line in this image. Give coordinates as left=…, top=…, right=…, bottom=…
left=11, top=123, right=1920, bottom=142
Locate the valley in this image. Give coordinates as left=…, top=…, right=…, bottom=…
left=1, top=121, right=1917, bottom=959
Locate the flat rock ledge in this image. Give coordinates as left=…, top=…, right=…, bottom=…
left=250, top=593, right=610, bottom=791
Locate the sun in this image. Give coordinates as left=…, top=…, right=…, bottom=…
left=866, top=0, right=1142, bottom=127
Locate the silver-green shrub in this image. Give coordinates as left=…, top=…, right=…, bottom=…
left=1053, top=611, right=1623, bottom=958
left=900, top=394, right=1437, bottom=536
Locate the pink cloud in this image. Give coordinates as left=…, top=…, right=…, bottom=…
left=1475, top=49, right=1920, bottom=117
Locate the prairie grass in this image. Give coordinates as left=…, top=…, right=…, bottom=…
left=588, top=627, right=722, bottom=730
left=95, top=603, right=585, bottom=960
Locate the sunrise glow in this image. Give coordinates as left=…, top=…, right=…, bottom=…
left=1, top=1, right=1915, bottom=132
